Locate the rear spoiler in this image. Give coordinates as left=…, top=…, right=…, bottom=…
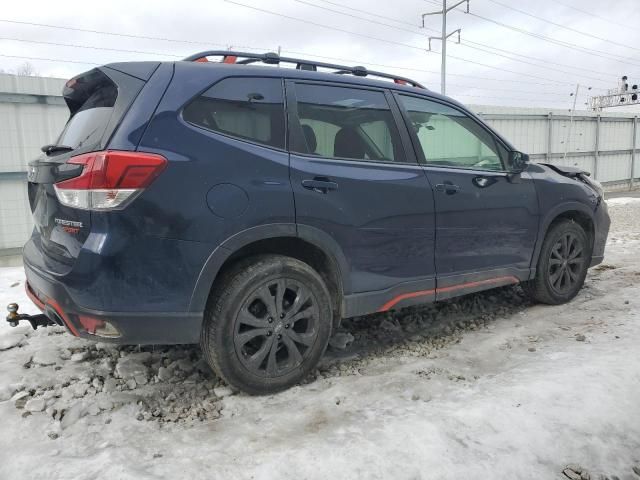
left=62, top=68, right=115, bottom=115
left=540, top=163, right=590, bottom=178
left=63, top=63, right=160, bottom=115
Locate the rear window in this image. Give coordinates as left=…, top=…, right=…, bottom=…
left=183, top=77, right=285, bottom=149
left=58, top=70, right=118, bottom=150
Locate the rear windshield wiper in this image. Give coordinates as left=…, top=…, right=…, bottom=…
left=41, top=144, right=73, bottom=155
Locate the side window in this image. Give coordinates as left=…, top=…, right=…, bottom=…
left=183, top=77, right=285, bottom=149
left=292, top=84, right=407, bottom=163
left=398, top=95, right=505, bottom=171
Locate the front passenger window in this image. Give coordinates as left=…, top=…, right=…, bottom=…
left=398, top=95, right=504, bottom=171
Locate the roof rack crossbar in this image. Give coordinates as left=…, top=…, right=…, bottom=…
left=183, top=51, right=425, bottom=89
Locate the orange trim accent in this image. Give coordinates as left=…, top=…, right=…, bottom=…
left=437, top=276, right=519, bottom=294
left=222, top=55, right=238, bottom=64
left=194, top=57, right=209, bottom=63
left=377, top=275, right=520, bottom=312
left=378, top=288, right=435, bottom=312
left=25, top=282, right=80, bottom=337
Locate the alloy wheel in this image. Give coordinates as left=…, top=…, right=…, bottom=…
left=233, top=278, right=319, bottom=378
left=547, top=232, right=585, bottom=295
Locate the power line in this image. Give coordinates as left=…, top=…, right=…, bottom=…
left=224, top=0, right=425, bottom=52
left=316, top=0, right=421, bottom=28
left=457, top=41, right=611, bottom=84
left=224, top=0, right=593, bottom=86
left=0, top=15, right=599, bottom=89
left=1, top=4, right=615, bottom=87
left=448, top=85, right=575, bottom=97
left=463, top=10, right=640, bottom=68
left=483, top=0, right=640, bottom=53
left=549, top=0, right=638, bottom=32
left=453, top=93, right=569, bottom=104
left=0, top=36, right=185, bottom=58
left=423, top=0, right=640, bottom=66
left=460, top=39, right=613, bottom=78
left=0, top=18, right=229, bottom=48
left=0, top=53, right=100, bottom=66
left=292, top=0, right=418, bottom=34
left=289, top=0, right=614, bottom=84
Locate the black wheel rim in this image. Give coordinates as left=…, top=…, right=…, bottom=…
left=234, top=278, right=319, bottom=378
left=548, top=232, right=585, bottom=295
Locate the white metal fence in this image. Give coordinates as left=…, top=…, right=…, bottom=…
left=0, top=73, right=639, bottom=255
left=476, top=105, right=639, bottom=188
left=0, top=74, right=67, bottom=256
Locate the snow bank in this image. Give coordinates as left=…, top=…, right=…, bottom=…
left=606, top=196, right=640, bottom=205
left=0, top=202, right=639, bottom=479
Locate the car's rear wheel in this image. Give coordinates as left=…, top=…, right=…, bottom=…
left=201, top=255, right=332, bottom=395
left=525, top=219, right=591, bottom=305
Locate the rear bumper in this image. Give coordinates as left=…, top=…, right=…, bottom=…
left=25, top=269, right=202, bottom=344
left=23, top=241, right=205, bottom=345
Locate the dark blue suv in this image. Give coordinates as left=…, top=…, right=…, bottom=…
left=18, top=51, right=610, bottom=394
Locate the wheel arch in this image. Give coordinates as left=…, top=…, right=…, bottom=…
left=188, top=224, right=349, bottom=325
left=532, top=202, right=596, bottom=271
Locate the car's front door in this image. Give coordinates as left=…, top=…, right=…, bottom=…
left=395, top=94, right=539, bottom=299
left=286, top=81, right=436, bottom=307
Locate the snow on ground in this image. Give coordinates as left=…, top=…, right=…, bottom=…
left=1, top=201, right=639, bottom=480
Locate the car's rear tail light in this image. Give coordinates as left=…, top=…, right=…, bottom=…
left=54, top=150, right=167, bottom=210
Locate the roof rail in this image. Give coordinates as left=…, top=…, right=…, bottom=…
left=183, top=51, right=425, bottom=89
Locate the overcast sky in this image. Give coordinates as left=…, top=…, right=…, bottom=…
left=1, top=0, right=639, bottom=110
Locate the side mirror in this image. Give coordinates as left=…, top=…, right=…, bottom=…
left=509, top=151, right=530, bottom=173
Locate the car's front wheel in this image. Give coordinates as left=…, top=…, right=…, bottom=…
left=526, top=219, right=591, bottom=305
left=201, top=255, right=332, bottom=395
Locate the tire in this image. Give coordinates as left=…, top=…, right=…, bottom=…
left=525, top=219, right=591, bottom=305
left=201, top=255, right=333, bottom=395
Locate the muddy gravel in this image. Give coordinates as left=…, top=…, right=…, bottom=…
left=3, top=281, right=532, bottom=426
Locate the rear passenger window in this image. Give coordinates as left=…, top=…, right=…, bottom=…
left=183, top=77, right=285, bottom=149
left=291, top=84, right=406, bottom=163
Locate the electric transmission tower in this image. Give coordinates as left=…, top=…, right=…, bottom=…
left=589, top=76, right=640, bottom=110
left=421, top=0, right=469, bottom=95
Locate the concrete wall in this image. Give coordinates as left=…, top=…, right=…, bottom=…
left=0, top=73, right=638, bottom=255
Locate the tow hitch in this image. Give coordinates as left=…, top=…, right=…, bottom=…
left=6, top=303, right=55, bottom=330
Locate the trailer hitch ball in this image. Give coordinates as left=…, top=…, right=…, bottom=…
left=6, top=302, right=52, bottom=329
left=7, top=303, right=20, bottom=327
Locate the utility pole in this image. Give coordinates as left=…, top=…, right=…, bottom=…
left=422, top=0, right=469, bottom=95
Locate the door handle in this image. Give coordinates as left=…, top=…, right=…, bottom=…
left=434, top=183, right=460, bottom=195
left=302, top=178, right=339, bottom=194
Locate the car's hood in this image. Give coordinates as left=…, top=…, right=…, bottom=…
left=538, top=163, right=590, bottom=178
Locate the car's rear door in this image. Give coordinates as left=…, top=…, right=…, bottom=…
left=286, top=80, right=436, bottom=310
left=394, top=93, right=539, bottom=299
